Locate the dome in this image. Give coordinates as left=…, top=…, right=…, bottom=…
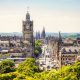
left=26, top=12, right=30, bottom=20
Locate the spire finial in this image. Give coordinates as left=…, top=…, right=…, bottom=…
left=27, top=6, right=29, bottom=13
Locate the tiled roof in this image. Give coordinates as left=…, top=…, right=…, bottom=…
left=61, top=47, right=79, bottom=54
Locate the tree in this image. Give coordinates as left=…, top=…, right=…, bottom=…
left=34, top=40, right=42, bottom=57
left=18, top=58, right=39, bottom=77
left=0, top=60, right=15, bottom=73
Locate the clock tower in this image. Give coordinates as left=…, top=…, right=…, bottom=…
left=22, top=11, right=34, bottom=57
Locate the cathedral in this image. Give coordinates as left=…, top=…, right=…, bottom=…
left=22, top=11, right=34, bottom=57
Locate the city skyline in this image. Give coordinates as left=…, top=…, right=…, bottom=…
left=0, top=0, right=80, bottom=33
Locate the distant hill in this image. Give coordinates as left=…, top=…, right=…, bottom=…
left=45, top=32, right=78, bottom=39
left=0, top=32, right=80, bottom=39
left=0, top=32, right=22, bottom=36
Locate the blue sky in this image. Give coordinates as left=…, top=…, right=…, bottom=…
left=0, top=0, right=80, bottom=33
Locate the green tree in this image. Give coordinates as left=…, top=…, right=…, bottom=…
left=34, top=40, right=42, bottom=57
left=0, top=72, right=19, bottom=80
left=0, top=60, right=15, bottom=73
left=18, top=58, right=39, bottom=77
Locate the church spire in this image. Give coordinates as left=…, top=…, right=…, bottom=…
left=59, top=31, right=62, bottom=42
left=41, top=27, right=46, bottom=39
left=26, top=7, right=30, bottom=20
left=58, top=31, right=63, bottom=48
left=27, top=6, right=29, bottom=13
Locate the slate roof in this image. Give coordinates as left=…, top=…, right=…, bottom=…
left=61, top=47, right=79, bottom=54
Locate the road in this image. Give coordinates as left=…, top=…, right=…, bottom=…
left=37, top=44, right=54, bottom=70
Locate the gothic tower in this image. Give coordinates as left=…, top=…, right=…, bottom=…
left=41, top=27, right=46, bottom=39
left=22, top=11, right=34, bottom=57
left=57, top=32, right=63, bottom=60
left=58, top=31, right=63, bottom=48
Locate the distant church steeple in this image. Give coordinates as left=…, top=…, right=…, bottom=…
left=59, top=32, right=62, bottom=42
left=58, top=31, right=63, bottom=50
left=41, top=27, right=46, bottom=39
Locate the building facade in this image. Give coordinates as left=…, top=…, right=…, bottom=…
left=59, top=47, right=80, bottom=67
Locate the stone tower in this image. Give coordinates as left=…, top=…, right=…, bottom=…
left=22, top=11, right=34, bottom=57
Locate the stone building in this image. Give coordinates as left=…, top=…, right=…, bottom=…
left=76, top=38, right=80, bottom=46
left=59, top=47, right=80, bottom=67
left=48, top=37, right=59, bottom=61
left=47, top=36, right=60, bottom=69
left=22, top=11, right=34, bottom=57
left=63, top=38, right=76, bottom=46
left=47, top=32, right=63, bottom=61
left=47, top=33, right=80, bottom=68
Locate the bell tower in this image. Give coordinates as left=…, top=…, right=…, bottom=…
left=22, top=11, right=34, bottom=57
